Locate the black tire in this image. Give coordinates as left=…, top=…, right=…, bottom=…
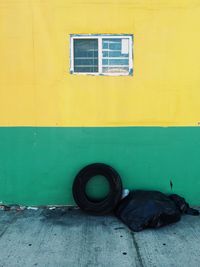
left=72, top=163, right=122, bottom=215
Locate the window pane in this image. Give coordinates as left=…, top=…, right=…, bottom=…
left=74, top=59, right=98, bottom=66
left=74, top=39, right=98, bottom=73
left=102, top=59, right=129, bottom=66
left=102, top=38, right=130, bottom=74
left=102, top=51, right=128, bottom=58
left=75, top=67, right=98, bottom=73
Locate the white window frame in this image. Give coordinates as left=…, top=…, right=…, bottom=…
left=70, top=34, right=133, bottom=76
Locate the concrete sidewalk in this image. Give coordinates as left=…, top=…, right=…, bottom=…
left=0, top=207, right=199, bottom=267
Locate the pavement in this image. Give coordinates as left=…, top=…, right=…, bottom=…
left=0, top=207, right=199, bottom=267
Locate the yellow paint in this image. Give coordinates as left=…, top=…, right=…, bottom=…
left=0, top=0, right=200, bottom=126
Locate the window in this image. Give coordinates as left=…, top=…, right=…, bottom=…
left=70, top=34, right=133, bottom=76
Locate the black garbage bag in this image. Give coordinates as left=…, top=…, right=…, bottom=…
left=115, top=190, right=199, bottom=232
left=169, top=194, right=199, bottom=216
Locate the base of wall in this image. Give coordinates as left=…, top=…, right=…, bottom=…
left=0, top=127, right=199, bottom=205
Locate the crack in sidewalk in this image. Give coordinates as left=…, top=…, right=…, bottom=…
left=131, top=232, right=144, bottom=267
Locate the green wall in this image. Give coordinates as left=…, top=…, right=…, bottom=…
left=0, top=127, right=199, bottom=205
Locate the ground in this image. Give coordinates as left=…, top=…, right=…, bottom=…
left=0, top=207, right=199, bottom=267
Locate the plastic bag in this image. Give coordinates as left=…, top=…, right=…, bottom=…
left=169, top=194, right=199, bottom=216
left=115, top=190, right=199, bottom=232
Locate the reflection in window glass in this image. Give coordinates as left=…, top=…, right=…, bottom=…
left=74, top=39, right=98, bottom=73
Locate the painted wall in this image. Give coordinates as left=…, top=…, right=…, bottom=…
left=0, top=0, right=200, bottom=205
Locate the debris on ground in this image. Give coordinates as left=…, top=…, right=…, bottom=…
left=0, top=205, right=76, bottom=212
left=10, top=205, right=26, bottom=211
left=121, top=189, right=130, bottom=199
left=115, top=190, right=199, bottom=232
left=26, top=207, right=39, bottom=210
left=0, top=204, right=27, bottom=211
left=169, top=194, right=199, bottom=216
left=0, top=205, right=10, bottom=211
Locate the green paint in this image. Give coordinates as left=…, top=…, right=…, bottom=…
left=85, top=175, right=110, bottom=200
left=0, top=127, right=200, bottom=206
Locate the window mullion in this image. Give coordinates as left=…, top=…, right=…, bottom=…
left=128, top=37, right=132, bottom=71
left=70, top=37, right=74, bottom=72
left=98, top=37, right=102, bottom=74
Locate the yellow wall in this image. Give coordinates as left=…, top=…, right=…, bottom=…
left=0, top=0, right=200, bottom=126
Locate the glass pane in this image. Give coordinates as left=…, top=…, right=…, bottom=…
left=74, top=59, right=98, bottom=66
left=102, top=59, right=129, bottom=66
left=74, top=66, right=98, bottom=73
left=103, top=51, right=128, bottom=58
left=74, top=39, right=98, bottom=73
left=102, top=38, right=130, bottom=74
